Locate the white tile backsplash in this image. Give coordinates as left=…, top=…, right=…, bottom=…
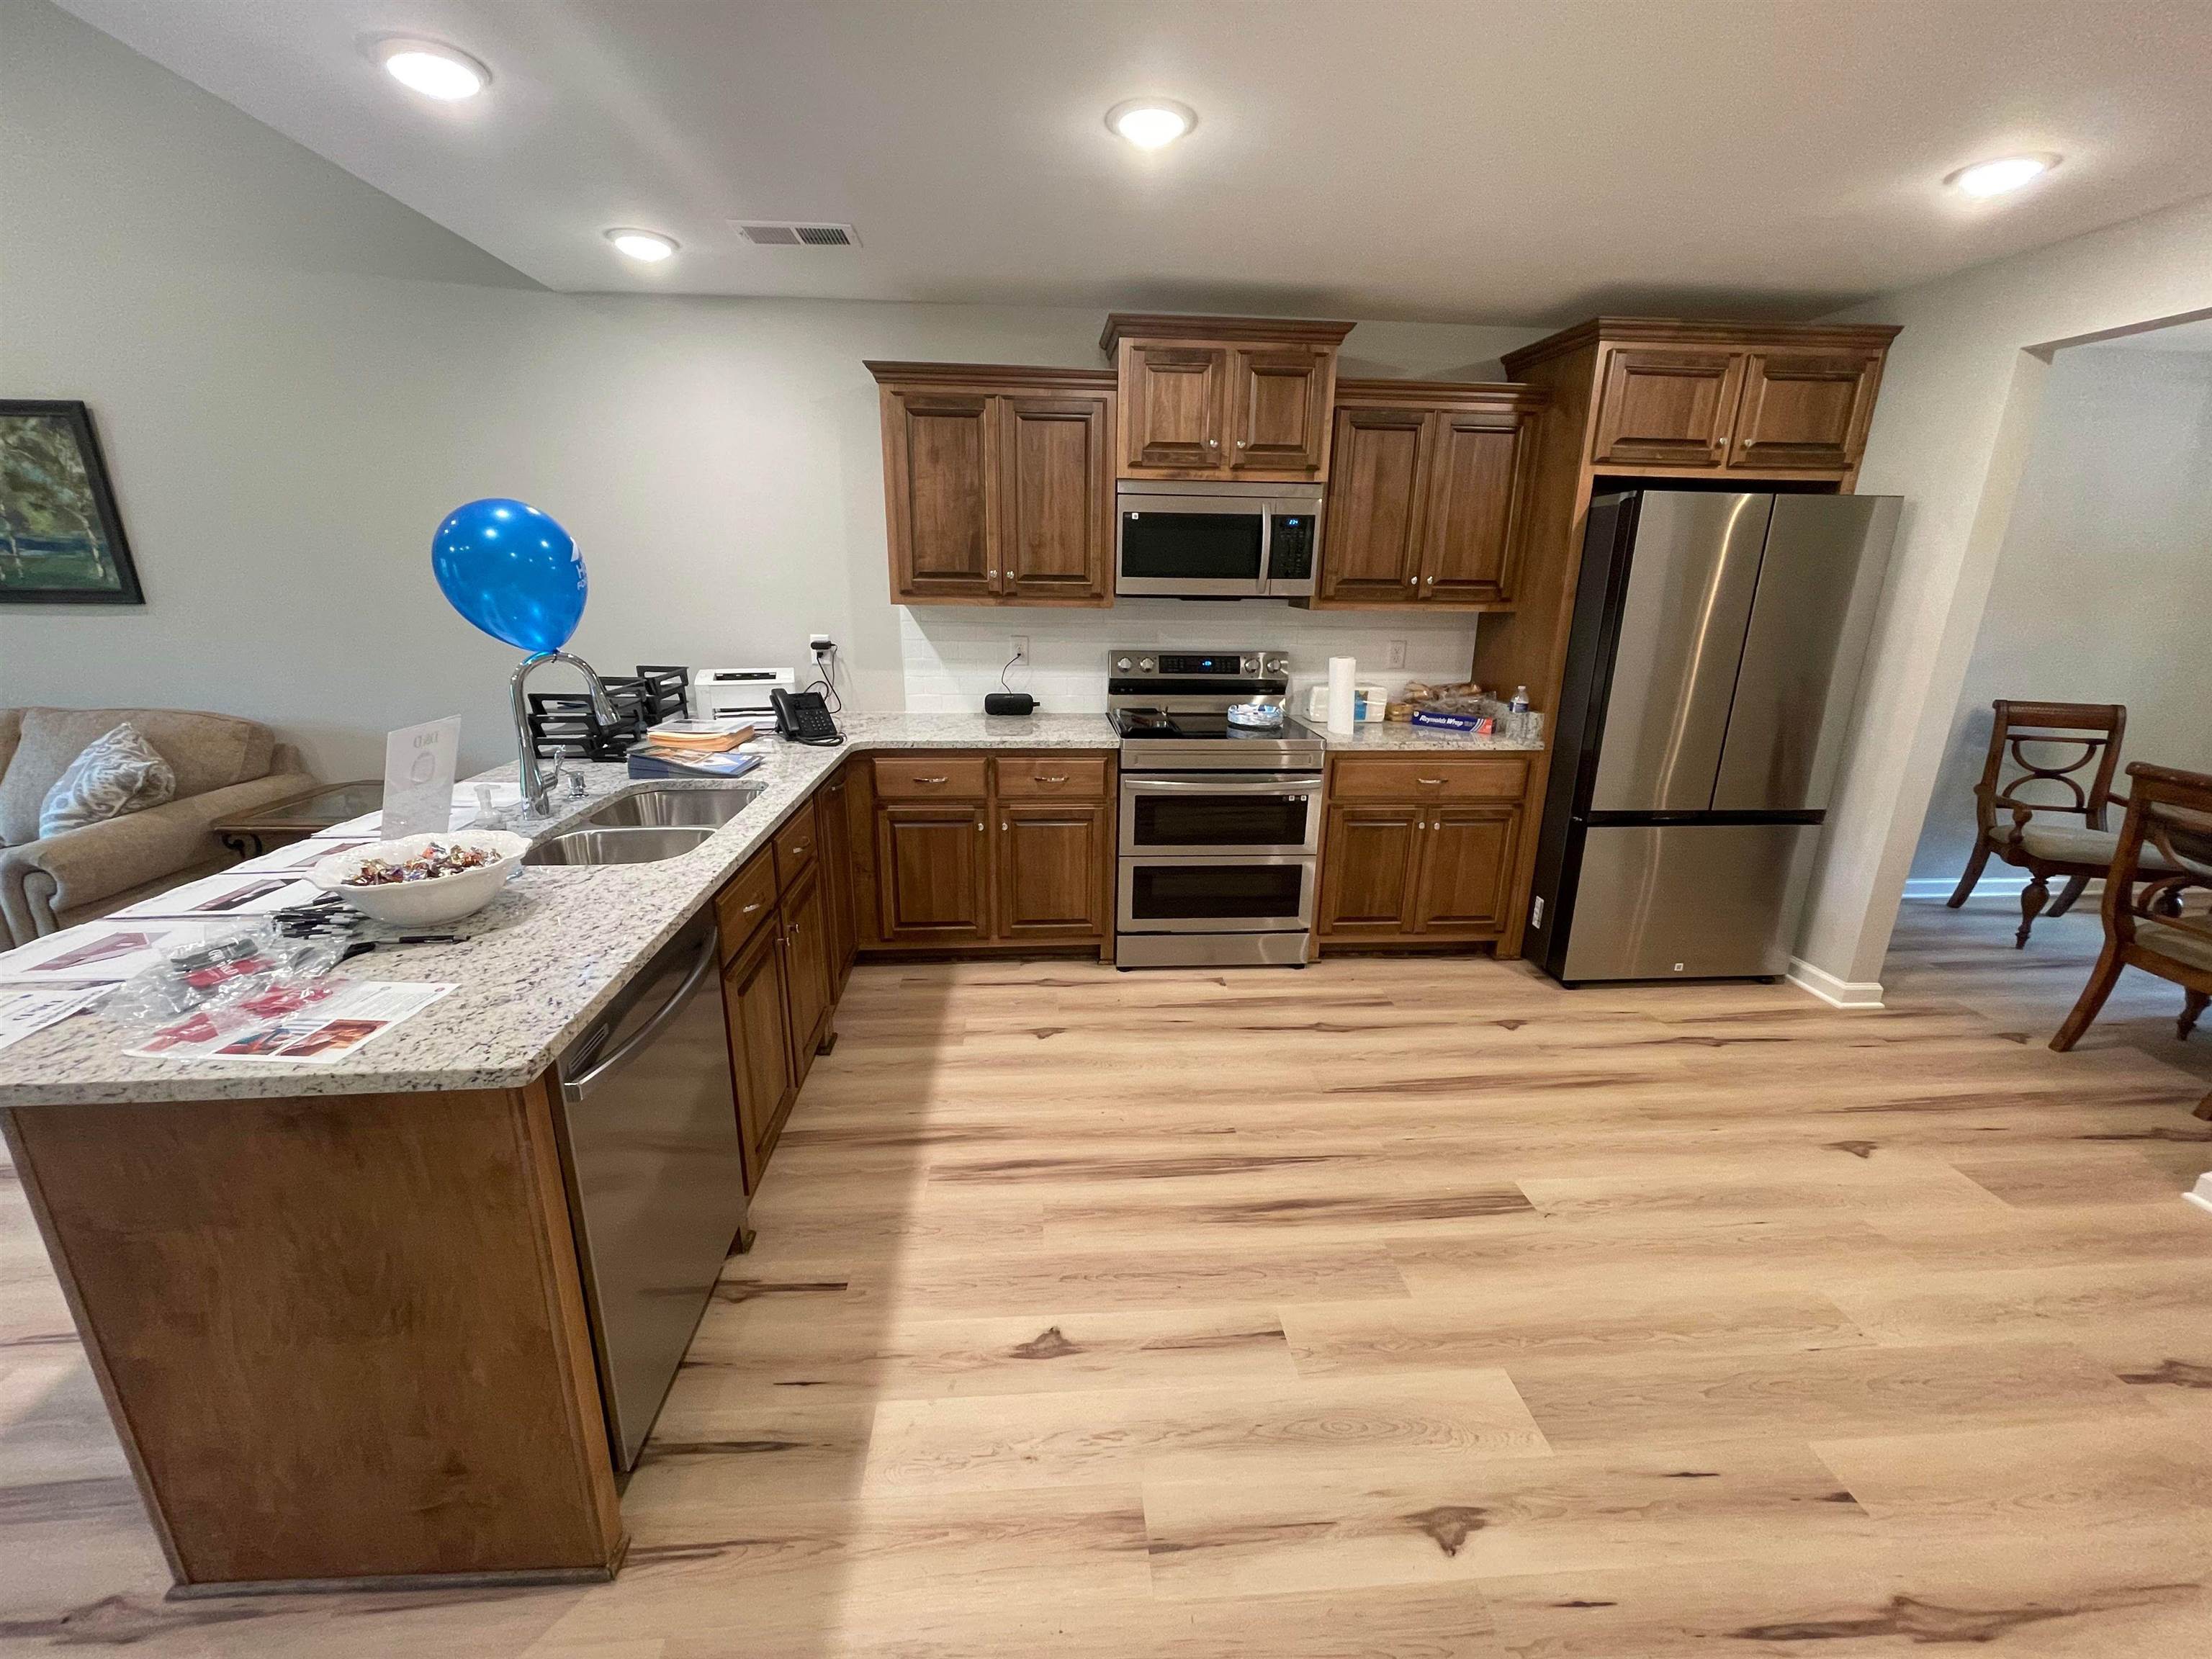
left=894, top=603, right=1482, bottom=714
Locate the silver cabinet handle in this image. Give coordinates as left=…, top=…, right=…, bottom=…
left=1208, top=438, right=1220, bottom=449
left=741, top=901, right=763, bottom=914
left=1236, top=439, right=1247, bottom=449
left=1408, top=575, right=1418, bottom=585
left=790, top=841, right=811, bottom=855
left=1038, top=775, right=1068, bottom=784
left=1416, top=777, right=1445, bottom=786
left=1002, top=820, right=1009, bottom=831
left=1426, top=576, right=1437, bottom=585
left=915, top=775, right=948, bottom=785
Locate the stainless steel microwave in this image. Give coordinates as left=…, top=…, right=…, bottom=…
left=1114, top=480, right=1324, bottom=599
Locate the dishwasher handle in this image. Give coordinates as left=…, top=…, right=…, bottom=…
left=561, top=931, right=719, bottom=1104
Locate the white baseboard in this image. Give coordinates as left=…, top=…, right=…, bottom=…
left=1786, top=956, right=1885, bottom=1010
left=1900, top=873, right=2031, bottom=900
left=2187, top=1174, right=2212, bottom=1218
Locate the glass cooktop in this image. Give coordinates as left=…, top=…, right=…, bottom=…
left=1112, top=709, right=1321, bottom=743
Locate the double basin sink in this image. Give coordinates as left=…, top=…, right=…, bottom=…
left=522, top=783, right=764, bottom=867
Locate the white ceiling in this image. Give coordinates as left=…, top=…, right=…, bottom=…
left=55, top=0, right=2212, bottom=325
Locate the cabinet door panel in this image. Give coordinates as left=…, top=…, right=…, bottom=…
left=1590, top=348, right=1744, bottom=467
left=722, top=922, right=794, bottom=1191
left=1227, top=346, right=1329, bottom=476
left=1124, top=344, right=1226, bottom=471
left=781, top=867, right=833, bottom=1087
left=884, top=390, right=996, bottom=598
left=1729, top=351, right=1881, bottom=472
left=876, top=804, right=989, bottom=943
left=1001, top=393, right=1112, bottom=601
left=1422, top=411, right=1530, bottom=602
left=1415, top=806, right=1519, bottom=937
left=1318, top=804, right=1421, bottom=939
left=1318, top=407, right=1428, bottom=602
left=818, top=773, right=856, bottom=987
left=997, top=804, right=1107, bottom=941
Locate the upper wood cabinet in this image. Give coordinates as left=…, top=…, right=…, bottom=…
left=1100, top=314, right=1353, bottom=482
left=1308, top=382, right=1545, bottom=609
left=1506, top=319, right=1899, bottom=480
left=869, top=363, right=1115, bottom=607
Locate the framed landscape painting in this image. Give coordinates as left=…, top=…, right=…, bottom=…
left=0, top=400, right=144, bottom=604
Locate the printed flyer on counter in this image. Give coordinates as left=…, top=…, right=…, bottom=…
left=125, top=980, right=458, bottom=1065
left=0, top=921, right=222, bottom=984
left=0, top=985, right=109, bottom=1052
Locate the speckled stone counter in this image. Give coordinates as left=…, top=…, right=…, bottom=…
left=1322, top=721, right=1545, bottom=754
left=0, top=712, right=1119, bottom=1107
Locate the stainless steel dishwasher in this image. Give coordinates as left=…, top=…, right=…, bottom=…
left=551, top=909, right=747, bottom=1470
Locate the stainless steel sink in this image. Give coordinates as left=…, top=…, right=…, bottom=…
left=582, top=783, right=763, bottom=830
left=524, top=827, right=716, bottom=867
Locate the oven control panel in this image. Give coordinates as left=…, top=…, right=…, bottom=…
left=1110, top=649, right=1290, bottom=678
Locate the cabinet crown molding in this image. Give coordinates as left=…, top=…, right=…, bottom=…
left=1502, top=316, right=1903, bottom=379
left=1334, top=379, right=1550, bottom=411
left=866, top=361, right=1116, bottom=392
left=1098, top=313, right=1358, bottom=354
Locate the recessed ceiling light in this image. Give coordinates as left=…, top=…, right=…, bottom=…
left=1107, top=99, right=1197, bottom=150
left=604, top=228, right=678, bottom=264
left=1947, top=153, right=2060, bottom=198
left=375, top=38, right=490, bottom=101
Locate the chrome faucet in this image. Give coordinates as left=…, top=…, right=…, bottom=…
left=511, top=649, right=617, bottom=817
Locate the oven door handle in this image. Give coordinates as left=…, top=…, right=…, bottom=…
left=1122, top=776, right=1323, bottom=795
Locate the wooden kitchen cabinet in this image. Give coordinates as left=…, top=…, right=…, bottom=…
left=1588, top=346, right=1745, bottom=467
left=997, top=802, right=1110, bottom=940
left=877, top=802, right=992, bottom=944
left=722, top=917, right=796, bottom=1190
left=780, top=863, right=835, bottom=1085
left=1101, top=314, right=1353, bottom=482
left=1310, top=382, right=1545, bottom=608
left=862, top=752, right=1115, bottom=955
left=1318, top=756, right=1527, bottom=949
left=817, top=765, right=858, bottom=990
left=1727, top=349, right=1886, bottom=472
left=868, top=363, right=1115, bottom=607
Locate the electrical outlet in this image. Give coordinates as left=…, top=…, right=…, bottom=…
left=1008, top=634, right=1029, bottom=667
left=1385, top=638, right=1407, bottom=670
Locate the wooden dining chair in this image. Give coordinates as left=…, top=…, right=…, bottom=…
left=2050, top=762, right=2212, bottom=1055
left=1947, top=700, right=2164, bottom=946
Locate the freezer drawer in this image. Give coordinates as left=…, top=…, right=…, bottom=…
left=1560, top=822, right=1821, bottom=983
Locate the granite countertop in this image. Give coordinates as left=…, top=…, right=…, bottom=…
left=0, top=709, right=1539, bottom=1107
left=1322, top=721, right=1543, bottom=754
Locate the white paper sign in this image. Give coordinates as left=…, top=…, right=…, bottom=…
left=382, top=717, right=462, bottom=840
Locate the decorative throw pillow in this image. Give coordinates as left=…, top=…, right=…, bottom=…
left=38, top=722, right=178, bottom=838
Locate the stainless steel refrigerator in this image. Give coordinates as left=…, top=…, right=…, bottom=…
left=1528, top=489, right=1899, bottom=985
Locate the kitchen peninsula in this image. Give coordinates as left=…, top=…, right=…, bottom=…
left=0, top=711, right=1540, bottom=1596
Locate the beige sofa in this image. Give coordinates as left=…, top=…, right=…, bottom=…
left=0, top=707, right=318, bottom=946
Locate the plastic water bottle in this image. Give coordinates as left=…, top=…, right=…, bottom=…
left=1509, top=685, right=1530, bottom=714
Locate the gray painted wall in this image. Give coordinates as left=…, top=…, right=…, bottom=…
left=1908, top=342, right=2212, bottom=889
left=1, top=0, right=1539, bottom=777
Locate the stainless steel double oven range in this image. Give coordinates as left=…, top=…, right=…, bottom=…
left=1110, top=649, right=1326, bottom=968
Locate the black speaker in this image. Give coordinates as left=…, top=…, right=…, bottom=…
left=984, top=692, right=1037, bottom=716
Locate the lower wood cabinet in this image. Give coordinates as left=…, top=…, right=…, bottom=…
left=721, top=917, right=795, bottom=1187
left=865, top=752, right=1114, bottom=953
left=1318, top=757, right=1527, bottom=948
left=818, top=767, right=858, bottom=990
left=877, top=802, right=992, bottom=944
left=997, top=802, right=1110, bottom=940
left=781, top=863, right=835, bottom=1086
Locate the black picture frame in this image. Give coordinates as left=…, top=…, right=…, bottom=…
left=0, top=399, right=145, bottom=606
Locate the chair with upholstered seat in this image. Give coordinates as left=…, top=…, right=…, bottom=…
left=1948, top=700, right=2186, bottom=948
left=2050, top=762, right=2212, bottom=1056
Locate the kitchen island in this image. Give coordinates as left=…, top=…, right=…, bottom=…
left=0, top=711, right=1541, bottom=1596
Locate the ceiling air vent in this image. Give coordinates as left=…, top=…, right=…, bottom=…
left=734, top=221, right=860, bottom=248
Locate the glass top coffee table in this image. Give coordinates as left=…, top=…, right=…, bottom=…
left=212, top=781, right=382, bottom=857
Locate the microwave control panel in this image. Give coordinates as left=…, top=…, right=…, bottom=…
left=1268, top=514, right=1316, bottom=582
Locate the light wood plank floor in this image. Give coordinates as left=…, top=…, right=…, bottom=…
left=4, top=900, right=2211, bottom=1655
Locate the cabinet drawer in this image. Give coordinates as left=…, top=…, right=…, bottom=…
left=994, top=754, right=1110, bottom=799
left=1331, top=755, right=1529, bottom=802
left=873, top=755, right=989, bottom=800
left=715, top=850, right=780, bottom=961
left=773, top=798, right=819, bottom=888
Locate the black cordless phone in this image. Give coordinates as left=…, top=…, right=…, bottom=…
left=770, top=688, right=843, bottom=747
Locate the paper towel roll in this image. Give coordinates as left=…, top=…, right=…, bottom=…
left=1326, top=657, right=1358, bottom=734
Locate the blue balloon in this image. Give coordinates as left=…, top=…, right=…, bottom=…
left=430, top=498, right=587, bottom=654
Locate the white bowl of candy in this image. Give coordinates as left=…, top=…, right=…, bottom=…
left=307, top=831, right=530, bottom=926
